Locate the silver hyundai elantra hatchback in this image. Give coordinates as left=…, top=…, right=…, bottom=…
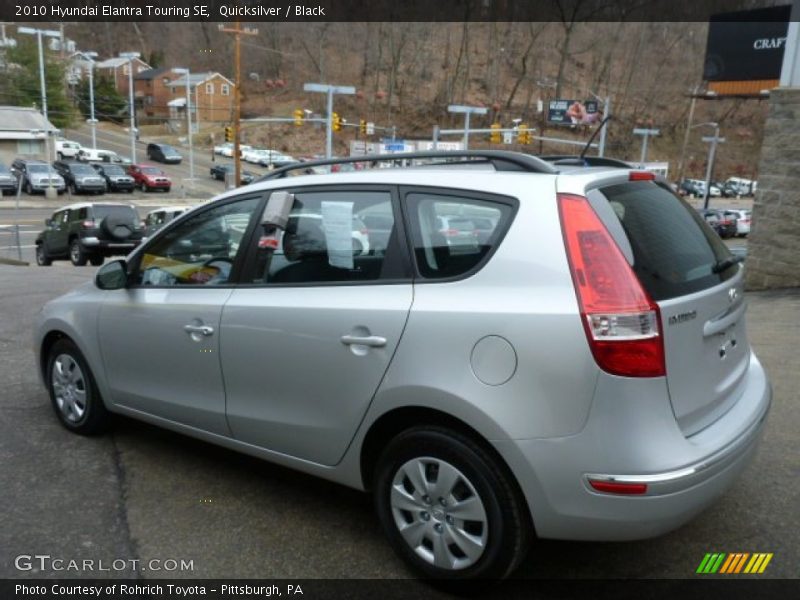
left=35, top=152, right=771, bottom=580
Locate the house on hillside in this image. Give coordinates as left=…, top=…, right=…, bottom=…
left=134, top=67, right=185, bottom=122
left=0, top=106, right=58, bottom=165
left=65, top=51, right=96, bottom=86
left=96, top=56, right=151, bottom=97
left=167, top=72, right=234, bottom=125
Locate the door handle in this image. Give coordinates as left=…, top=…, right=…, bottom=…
left=184, top=324, right=214, bottom=336
left=340, top=334, right=387, bottom=348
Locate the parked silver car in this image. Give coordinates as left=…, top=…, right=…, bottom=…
left=34, top=151, right=771, bottom=581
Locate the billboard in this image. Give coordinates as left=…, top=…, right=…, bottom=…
left=703, top=5, right=791, bottom=82
left=548, top=99, right=600, bottom=125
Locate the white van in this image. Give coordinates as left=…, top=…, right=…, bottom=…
left=724, top=177, right=756, bottom=196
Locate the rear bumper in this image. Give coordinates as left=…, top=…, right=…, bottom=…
left=80, top=236, right=141, bottom=254
left=496, top=352, right=771, bottom=541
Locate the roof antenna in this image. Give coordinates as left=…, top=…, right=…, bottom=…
left=579, top=116, right=612, bottom=162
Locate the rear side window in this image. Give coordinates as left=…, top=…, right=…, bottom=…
left=405, top=191, right=513, bottom=280
left=597, top=182, right=736, bottom=301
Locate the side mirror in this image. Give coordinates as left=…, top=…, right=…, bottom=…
left=44, top=218, right=52, bottom=227
left=95, top=259, right=129, bottom=290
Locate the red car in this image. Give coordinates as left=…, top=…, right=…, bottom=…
left=128, top=163, right=171, bottom=193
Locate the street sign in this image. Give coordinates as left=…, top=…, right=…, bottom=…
left=503, top=132, right=513, bottom=144
left=633, top=128, right=661, bottom=135
left=366, top=122, right=375, bottom=135
left=702, top=136, right=726, bottom=143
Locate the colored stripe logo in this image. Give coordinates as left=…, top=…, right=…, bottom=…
left=696, top=552, right=773, bottom=574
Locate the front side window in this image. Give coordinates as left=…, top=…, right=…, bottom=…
left=245, top=190, right=400, bottom=285
left=406, top=192, right=513, bottom=280
left=134, top=197, right=260, bottom=287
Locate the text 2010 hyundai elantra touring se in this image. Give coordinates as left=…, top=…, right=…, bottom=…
left=35, top=152, right=771, bottom=580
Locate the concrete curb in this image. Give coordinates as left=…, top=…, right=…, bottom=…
left=0, top=257, right=30, bottom=266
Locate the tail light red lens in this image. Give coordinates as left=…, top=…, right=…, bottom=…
left=558, top=193, right=665, bottom=378
left=441, top=228, right=460, bottom=237
left=628, top=171, right=655, bottom=181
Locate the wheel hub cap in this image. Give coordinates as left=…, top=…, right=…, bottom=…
left=390, top=457, right=488, bottom=570
left=51, top=354, right=87, bottom=423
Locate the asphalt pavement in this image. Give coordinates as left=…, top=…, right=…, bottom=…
left=0, top=264, right=797, bottom=584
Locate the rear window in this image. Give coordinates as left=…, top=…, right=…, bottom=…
left=91, top=205, right=138, bottom=221
left=596, top=182, right=737, bottom=301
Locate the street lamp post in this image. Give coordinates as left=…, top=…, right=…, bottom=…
left=173, top=68, right=195, bottom=183
left=84, top=51, right=99, bottom=149
left=119, top=52, right=141, bottom=162
left=303, top=83, right=356, bottom=158
left=448, top=105, right=489, bottom=149
left=17, top=27, right=60, bottom=122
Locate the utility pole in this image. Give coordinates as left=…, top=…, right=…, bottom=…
left=702, top=125, right=725, bottom=209
left=85, top=51, right=98, bottom=149
left=303, top=83, right=356, bottom=158
left=174, top=68, right=195, bottom=183
left=598, top=97, right=610, bottom=157
left=119, top=52, right=141, bottom=162
left=447, top=105, right=488, bottom=149
left=633, top=128, right=660, bottom=164
left=219, top=22, right=258, bottom=185
left=677, top=85, right=701, bottom=184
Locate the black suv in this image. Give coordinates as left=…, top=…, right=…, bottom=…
left=90, top=163, right=136, bottom=193
left=52, top=160, right=107, bottom=195
left=35, top=203, right=144, bottom=267
left=10, top=158, right=66, bottom=195
left=146, top=143, right=182, bottom=164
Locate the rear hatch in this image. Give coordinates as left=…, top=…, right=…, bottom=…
left=591, top=181, right=746, bottom=436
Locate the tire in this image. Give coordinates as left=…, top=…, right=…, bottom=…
left=89, top=255, right=104, bottom=266
left=69, top=238, right=88, bottom=266
left=36, top=244, right=52, bottom=266
left=46, top=338, right=111, bottom=435
left=57, top=152, right=64, bottom=160
left=373, top=426, right=531, bottom=582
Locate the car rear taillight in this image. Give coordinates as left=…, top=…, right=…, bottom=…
left=628, top=171, right=655, bottom=181
left=81, top=220, right=95, bottom=229
left=441, top=228, right=460, bottom=237
left=558, top=193, right=665, bottom=378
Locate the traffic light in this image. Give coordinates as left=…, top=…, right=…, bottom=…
left=332, top=112, right=342, bottom=133
left=517, top=124, right=530, bottom=144
left=293, top=108, right=304, bottom=126
left=490, top=122, right=502, bottom=144
left=359, top=119, right=367, bottom=135
left=224, top=126, right=233, bottom=142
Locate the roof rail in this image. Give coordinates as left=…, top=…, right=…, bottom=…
left=539, top=155, right=633, bottom=168
left=253, top=150, right=558, bottom=182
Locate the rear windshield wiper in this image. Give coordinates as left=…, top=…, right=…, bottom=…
left=712, top=255, right=745, bottom=274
